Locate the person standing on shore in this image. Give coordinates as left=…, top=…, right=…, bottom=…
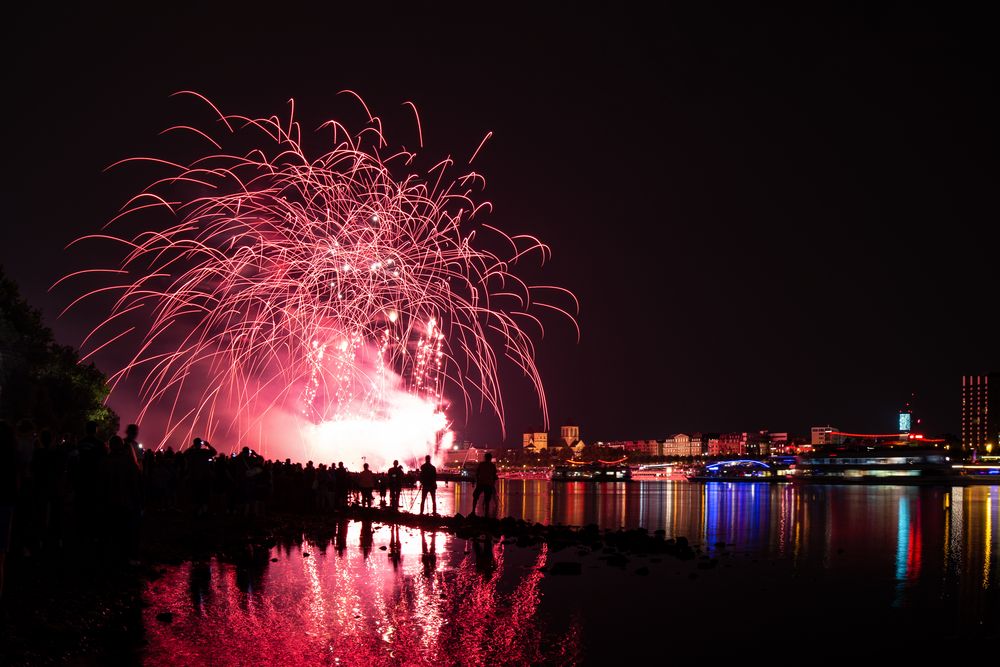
left=73, top=421, right=107, bottom=545
left=123, top=424, right=142, bottom=473
left=376, top=473, right=387, bottom=506
left=102, top=435, right=142, bottom=563
left=419, top=455, right=437, bottom=516
left=469, top=452, right=498, bottom=518
left=358, top=463, right=375, bottom=508
left=387, top=460, right=403, bottom=510
left=334, top=462, right=349, bottom=509
left=186, top=438, right=217, bottom=517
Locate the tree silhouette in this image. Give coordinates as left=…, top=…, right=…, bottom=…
left=0, top=267, right=118, bottom=436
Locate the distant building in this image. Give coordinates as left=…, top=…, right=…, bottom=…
left=744, top=432, right=765, bottom=457
left=717, top=433, right=744, bottom=456
left=714, top=432, right=762, bottom=457
left=663, top=433, right=700, bottom=457
left=639, top=439, right=661, bottom=456
left=963, top=373, right=999, bottom=452
left=560, top=424, right=580, bottom=447
left=614, top=439, right=660, bottom=456
left=764, top=432, right=791, bottom=454
left=811, top=426, right=843, bottom=446
left=523, top=430, right=548, bottom=451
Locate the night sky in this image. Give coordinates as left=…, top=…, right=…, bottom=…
left=2, top=3, right=996, bottom=445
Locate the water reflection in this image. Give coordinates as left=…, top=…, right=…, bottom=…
left=437, top=480, right=998, bottom=566
left=144, top=482, right=1000, bottom=662
left=449, top=480, right=1000, bottom=616
left=145, top=522, right=579, bottom=666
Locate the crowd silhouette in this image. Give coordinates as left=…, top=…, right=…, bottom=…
left=0, top=418, right=508, bottom=601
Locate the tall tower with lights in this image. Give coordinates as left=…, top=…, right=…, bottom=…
left=962, top=373, right=998, bottom=453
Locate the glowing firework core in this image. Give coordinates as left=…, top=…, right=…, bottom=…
left=64, top=92, right=577, bottom=467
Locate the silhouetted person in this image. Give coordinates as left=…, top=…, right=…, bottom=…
left=123, top=423, right=142, bottom=473
left=359, top=463, right=375, bottom=508
left=317, top=464, right=333, bottom=510
left=334, top=462, right=349, bottom=509
left=148, top=448, right=175, bottom=510
left=470, top=452, right=498, bottom=518
left=236, top=446, right=265, bottom=516
left=387, top=460, right=404, bottom=510
left=102, top=435, right=142, bottom=563
left=185, top=438, right=217, bottom=516
left=419, top=455, right=437, bottom=516
left=303, top=461, right=317, bottom=510
left=73, top=421, right=107, bottom=544
left=376, top=473, right=387, bottom=506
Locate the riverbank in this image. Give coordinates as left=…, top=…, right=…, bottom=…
left=1, top=505, right=703, bottom=665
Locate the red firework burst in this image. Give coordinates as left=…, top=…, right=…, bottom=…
left=57, top=92, right=577, bottom=461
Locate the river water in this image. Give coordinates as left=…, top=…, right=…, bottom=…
left=143, top=481, right=1000, bottom=663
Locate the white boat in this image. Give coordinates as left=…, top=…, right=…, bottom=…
left=630, top=464, right=687, bottom=481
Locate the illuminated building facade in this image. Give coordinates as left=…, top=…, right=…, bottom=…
left=560, top=424, right=580, bottom=447
left=712, top=432, right=763, bottom=457
left=962, top=373, right=998, bottom=452
left=811, top=426, right=843, bottom=446
left=522, top=431, right=548, bottom=451
left=663, top=433, right=701, bottom=457
left=615, top=439, right=661, bottom=456
left=717, top=433, right=743, bottom=456
left=762, top=431, right=788, bottom=454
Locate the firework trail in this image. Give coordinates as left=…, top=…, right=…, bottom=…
left=58, top=92, right=577, bottom=466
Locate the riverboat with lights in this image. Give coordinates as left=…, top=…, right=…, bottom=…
left=686, top=458, right=791, bottom=483
left=551, top=461, right=632, bottom=482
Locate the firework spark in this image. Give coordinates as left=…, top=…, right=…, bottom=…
left=59, top=92, right=577, bottom=466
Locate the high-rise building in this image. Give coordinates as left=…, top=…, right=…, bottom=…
left=898, top=411, right=912, bottom=432
left=962, top=373, right=998, bottom=452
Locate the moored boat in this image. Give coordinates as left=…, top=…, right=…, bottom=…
left=686, top=458, right=789, bottom=483
left=551, top=462, right=632, bottom=482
